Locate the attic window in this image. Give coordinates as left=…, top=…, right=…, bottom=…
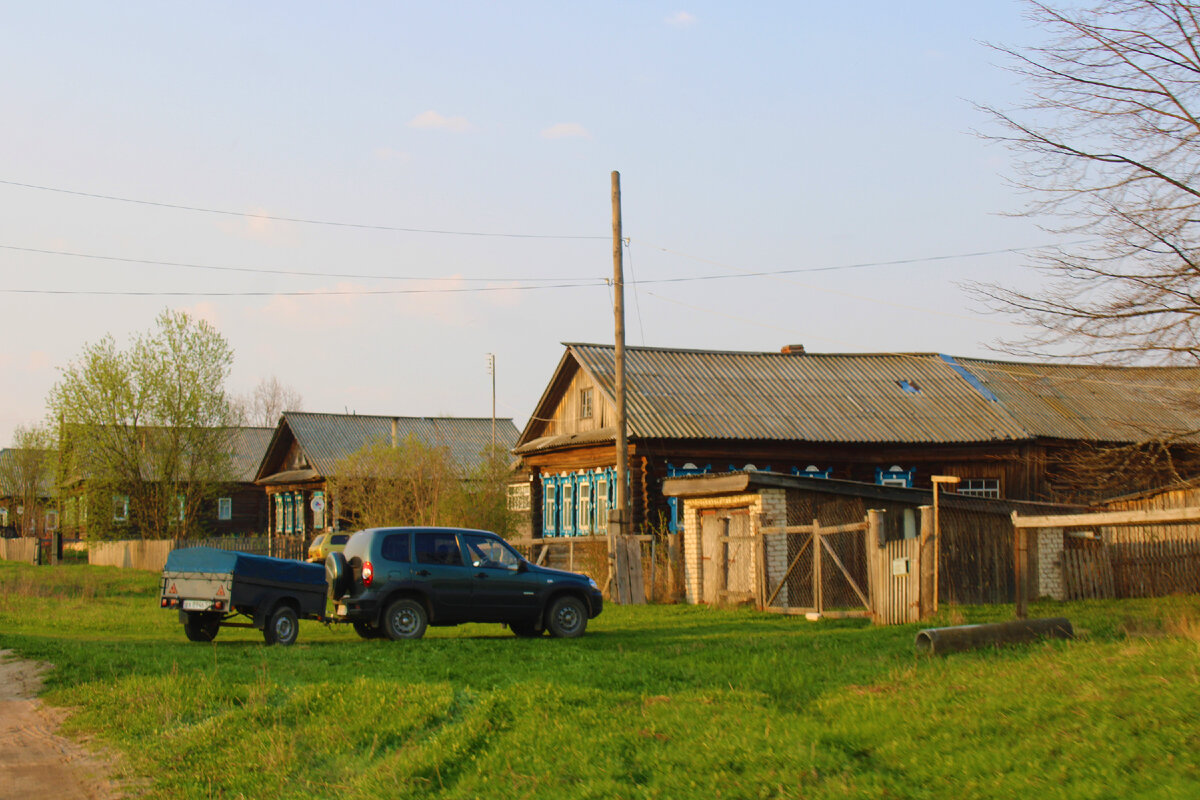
left=897, top=379, right=921, bottom=394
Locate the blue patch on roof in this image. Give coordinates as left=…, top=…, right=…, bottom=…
left=939, top=354, right=1000, bottom=402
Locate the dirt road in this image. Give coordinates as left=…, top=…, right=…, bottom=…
left=0, top=650, right=124, bottom=799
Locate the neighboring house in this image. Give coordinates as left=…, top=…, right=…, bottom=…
left=0, top=448, right=56, bottom=538
left=511, top=343, right=1200, bottom=538
left=59, top=427, right=274, bottom=539
left=254, top=412, right=520, bottom=537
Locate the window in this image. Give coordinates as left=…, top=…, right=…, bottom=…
left=562, top=483, right=574, bottom=535
left=112, top=495, right=129, bottom=523
left=0, top=507, right=7, bottom=527
left=415, top=532, right=463, bottom=566
left=876, top=465, right=914, bottom=488
left=461, top=533, right=522, bottom=570
left=174, top=494, right=185, bottom=523
left=381, top=532, right=411, bottom=563
left=543, top=480, right=557, bottom=535
left=218, top=497, right=232, bottom=521
left=45, top=510, right=57, bottom=531
left=578, top=480, right=591, bottom=533
left=274, top=495, right=284, bottom=533
left=594, top=477, right=608, bottom=533
left=957, top=478, right=1001, bottom=499
left=579, top=387, right=594, bottom=419
left=507, top=483, right=531, bottom=511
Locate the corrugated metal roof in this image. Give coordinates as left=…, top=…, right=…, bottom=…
left=283, top=412, right=519, bottom=476
left=545, top=344, right=1200, bottom=446
left=228, top=428, right=275, bottom=482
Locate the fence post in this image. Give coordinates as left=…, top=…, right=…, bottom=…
left=812, top=518, right=822, bottom=615
left=918, top=505, right=934, bottom=619
left=1012, top=511, right=1029, bottom=619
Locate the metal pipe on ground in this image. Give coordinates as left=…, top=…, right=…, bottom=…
left=915, top=617, right=1074, bottom=655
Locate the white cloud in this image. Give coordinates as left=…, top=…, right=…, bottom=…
left=541, top=122, right=591, bottom=140
left=665, top=11, right=696, bottom=27
left=408, top=110, right=471, bottom=132
left=373, top=146, right=412, bottom=163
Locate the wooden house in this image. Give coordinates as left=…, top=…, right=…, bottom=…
left=0, top=448, right=55, bottom=538
left=511, top=343, right=1200, bottom=538
left=57, top=426, right=274, bottom=539
left=254, top=411, right=519, bottom=537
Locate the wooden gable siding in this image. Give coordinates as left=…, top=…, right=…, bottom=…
left=543, top=368, right=610, bottom=437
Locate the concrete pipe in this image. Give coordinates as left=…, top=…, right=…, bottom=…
left=915, top=617, right=1074, bottom=655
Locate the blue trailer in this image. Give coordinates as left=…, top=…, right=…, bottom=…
left=160, top=547, right=327, bottom=646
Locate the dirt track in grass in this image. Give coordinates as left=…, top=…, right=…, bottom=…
left=0, top=650, right=125, bottom=799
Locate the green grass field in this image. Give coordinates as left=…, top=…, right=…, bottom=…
left=2, top=561, right=1199, bottom=799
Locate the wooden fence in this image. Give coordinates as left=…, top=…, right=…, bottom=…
left=508, top=534, right=653, bottom=604
left=87, top=535, right=307, bottom=572
left=0, top=538, right=38, bottom=563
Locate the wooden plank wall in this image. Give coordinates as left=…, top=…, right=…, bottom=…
left=869, top=536, right=921, bottom=625
left=0, top=538, right=38, bottom=563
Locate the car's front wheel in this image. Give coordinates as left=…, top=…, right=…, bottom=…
left=546, top=596, right=587, bottom=638
left=382, top=598, right=427, bottom=640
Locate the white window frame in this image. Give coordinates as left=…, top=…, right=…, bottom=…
left=507, top=483, right=531, bottom=512
left=113, top=494, right=129, bottom=523
left=218, top=497, right=233, bottom=521
left=45, top=509, right=58, bottom=531
left=579, top=387, right=594, bottom=419
left=957, top=478, right=1001, bottom=499
left=562, top=483, right=574, bottom=534
left=594, top=477, right=608, bottom=533
left=543, top=487, right=556, bottom=534
left=578, top=480, right=591, bottom=533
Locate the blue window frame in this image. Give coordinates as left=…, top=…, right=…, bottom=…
left=667, top=462, right=712, bottom=533
left=792, top=465, right=832, bottom=479
left=876, top=465, right=915, bottom=488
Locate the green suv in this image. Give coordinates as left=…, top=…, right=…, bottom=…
left=325, top=527, right=603, bottom=640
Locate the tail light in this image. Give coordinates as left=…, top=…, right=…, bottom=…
left=160, top=598, right=169, bottom=608
left=214, top=600, right=224, bottom=610
left=362, top=560, right=374, bottom=586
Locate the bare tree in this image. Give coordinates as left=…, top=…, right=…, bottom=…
left=977, top=1, right=1200, bottom=363
left=236, top=376, right=303, bottom=428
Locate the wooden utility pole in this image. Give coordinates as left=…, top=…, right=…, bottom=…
left=612, top=171, right=628, bottom=539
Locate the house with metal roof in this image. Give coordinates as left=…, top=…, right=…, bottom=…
left=512, top=343, right=1200, bottom=538
left=254, top=411, right=519, bottom=538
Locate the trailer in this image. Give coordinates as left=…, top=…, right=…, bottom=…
left=160, top=547, right=327, bottom=646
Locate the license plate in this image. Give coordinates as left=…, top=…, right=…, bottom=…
left=183, top=600, right=211, bottom=611
left=337, top=604, right=347, bottom=616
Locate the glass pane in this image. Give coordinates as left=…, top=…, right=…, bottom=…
left=415, top=532, right=463, bottom=566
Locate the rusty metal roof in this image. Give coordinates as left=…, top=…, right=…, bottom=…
left=528, top=344, right=1200, bottom=446
left=281, top=412, right=519, bottom=477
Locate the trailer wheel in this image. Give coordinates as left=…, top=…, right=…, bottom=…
left=382, top=598, right=427, bottom=640
left=263, top=604, right=299, bottom=646
left=184, top=612, right=221, bottom=642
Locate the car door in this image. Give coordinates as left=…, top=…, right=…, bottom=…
left=460, top=533, right=541, bottom=622
left=411, top=531, right=474, bottom=621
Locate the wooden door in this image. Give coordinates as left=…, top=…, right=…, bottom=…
left=700, top=507, right=752, bottom=605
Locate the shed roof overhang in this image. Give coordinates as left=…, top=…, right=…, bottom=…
left=255, top=467, right=321, bottom=486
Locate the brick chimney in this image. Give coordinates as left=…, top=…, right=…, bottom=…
left=781, top=344, right=806, bottom=355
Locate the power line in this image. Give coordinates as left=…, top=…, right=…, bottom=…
left=0, top=281, right=606, bottom=297
left=0, top=179, right=608, bottom=240
left=0, top=243, right=598, bottom=283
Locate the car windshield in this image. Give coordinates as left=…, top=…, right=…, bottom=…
left=461, top=533, right=522, bottom=569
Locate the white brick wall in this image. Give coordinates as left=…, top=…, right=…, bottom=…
left=1036, top=527, right=1065, bottom=601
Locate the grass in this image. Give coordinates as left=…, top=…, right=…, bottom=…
left=2, top=561, right=1199, bottom=799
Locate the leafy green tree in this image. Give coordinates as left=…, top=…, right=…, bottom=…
left=0, top=424, right=57, bottom=537
left=329, top=438, right=514, bottom=534
left=49, top=310, right=239, bottom=540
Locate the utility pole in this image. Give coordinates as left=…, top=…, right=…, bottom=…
left=486, top=353, right=496, bottom=462
left=612, top=171, right=628, bottom=539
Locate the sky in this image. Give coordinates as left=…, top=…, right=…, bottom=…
left=0, top=2, right=1061, bottom=447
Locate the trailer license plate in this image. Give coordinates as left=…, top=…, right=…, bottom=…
left=337, top=604, right=347, bottom=616
left=183, top=600, right=211, bottom=611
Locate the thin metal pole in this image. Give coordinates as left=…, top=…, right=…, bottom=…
left=612, top=171, right=628, bottom=537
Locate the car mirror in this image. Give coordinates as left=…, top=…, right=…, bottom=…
left=516, top=560, right=528, bottom=573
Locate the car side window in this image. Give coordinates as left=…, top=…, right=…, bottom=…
left=461, top=533, right=522, bottom=570
left=380, top=532, right=411, bottom=563
left=415, top=532, right=463, bottom=566
left=330, top=534, right=349, bottom=546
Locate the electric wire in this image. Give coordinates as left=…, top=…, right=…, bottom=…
left=0, top=178, right=608, bottom=240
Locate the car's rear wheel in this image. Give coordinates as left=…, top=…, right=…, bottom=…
left=263, top=604, right=299, bottom=646
left=326, top=552, right=350, bottom=598
left=353, top=621, right=383, bottom=639
left=382, top=598, right=427, bottom=640
left=509, top=622, right=544, bottom=638
left=546, top=596, right=587, bottom=638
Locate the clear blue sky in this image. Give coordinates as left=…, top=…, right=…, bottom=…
left=0, top=2, right=1055, bottom=446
